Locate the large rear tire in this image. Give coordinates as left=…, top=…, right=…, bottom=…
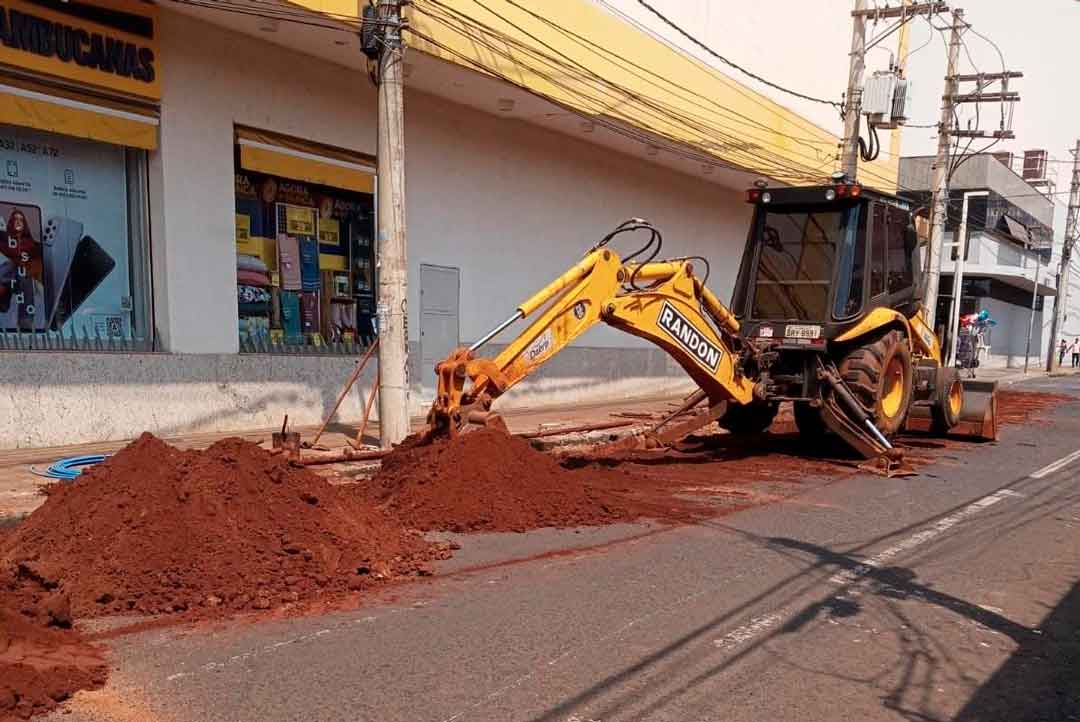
left=838, top=329, right=914, bottom=436
left=719, top=400, right=779, bottom=435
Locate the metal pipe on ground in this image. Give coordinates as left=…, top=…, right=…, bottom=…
left=518, top=419, right=635, bottom=439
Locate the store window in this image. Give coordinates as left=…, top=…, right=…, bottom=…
left=0, top=123, right=152, bottom=351
left=234, top=129, right=376, bottom=353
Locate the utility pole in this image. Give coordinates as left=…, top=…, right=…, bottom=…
left=922, top=8, right=963, bottom=331
left=840, top=0, right=868, bottom=180
left=374, top=0, right=410, bottom=447
left=1046, top=139, right=1080, bottom=371
left=842, top=2, right=948, bottom=181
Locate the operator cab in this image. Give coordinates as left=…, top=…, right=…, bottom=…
left=731, top=181, right=921, bottom=346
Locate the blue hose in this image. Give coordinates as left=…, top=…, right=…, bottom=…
left=30, top=454, right=108, bottom=481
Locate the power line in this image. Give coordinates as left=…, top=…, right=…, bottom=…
left=411, top=0, right=839, bottom=184
left=631, top=0, right=843, bottom=110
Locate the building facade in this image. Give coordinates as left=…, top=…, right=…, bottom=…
left=0, top=0, right=905, bottom=449
left=899, top=153, right=1057, bottom=369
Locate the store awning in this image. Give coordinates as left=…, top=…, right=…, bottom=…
left=0, top=83, right=158, bottom=150
left=236, top=127, right=376, bottom=194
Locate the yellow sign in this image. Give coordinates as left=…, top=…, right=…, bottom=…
left=318, top=218, right=340, bottom=247
left=269, top=328, right=285, bottom=345
left=235, top=214, right=251, bottom=242
left=0, top=0, right=161, bottom=100
left=285, top=206, right=316, bottom=236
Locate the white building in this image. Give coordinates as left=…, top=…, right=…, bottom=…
left=899, top=154, right=1057, bottom=369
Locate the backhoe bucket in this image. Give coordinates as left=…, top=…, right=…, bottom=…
left=906, top=378, right=999, bottom=440
left=955, top=379, right=998, bottom=441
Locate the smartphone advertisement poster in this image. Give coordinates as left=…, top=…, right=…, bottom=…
left=0, top=125, right=129, bottom=338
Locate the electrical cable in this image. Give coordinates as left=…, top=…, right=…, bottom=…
left=631, top=0, right=842, bottom=110
left=408, top=4, right=835, bottom=184
left=411, top=0, right=840, bottom=184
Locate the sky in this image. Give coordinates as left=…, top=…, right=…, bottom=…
left=900, top=0, right=1077, bottom=236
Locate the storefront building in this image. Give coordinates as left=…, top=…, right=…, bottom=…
left=0, top=0, right=905, bottom=449
left=0, top=0, right=157, bottom=350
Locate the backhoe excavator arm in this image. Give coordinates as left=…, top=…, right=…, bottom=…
left=426, top=245, right=757, bottom=438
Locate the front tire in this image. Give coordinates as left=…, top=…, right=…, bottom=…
left=838, top=329, right=914, bottom=436
left=930, top=366, right=963, bottom=434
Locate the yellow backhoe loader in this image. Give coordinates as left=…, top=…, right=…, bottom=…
left=425, top=181, right=997, bottom=471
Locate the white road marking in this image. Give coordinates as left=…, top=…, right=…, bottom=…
left=828, top=488, right=1022, bottom=586
left=1029, top=448, right=1080, bottom=479
left=165, top=627, right=336, bottom=683
left=712, top=613, right=784, bottom=649
left=711, top=487, right=1026, bottom=652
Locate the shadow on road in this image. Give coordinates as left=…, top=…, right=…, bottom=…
left=952, top=580, right=1080, bottom=722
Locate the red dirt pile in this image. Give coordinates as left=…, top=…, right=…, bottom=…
left=0, top=565, right=106, bottom=721
left=0, top=434, right=446, bottom=621
left=362, top=429, right=712, bottom=533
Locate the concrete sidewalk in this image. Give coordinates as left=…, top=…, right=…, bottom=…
left=967, top=365, right=1080, bottom=385
left=0, top=393, right=687, bottom=524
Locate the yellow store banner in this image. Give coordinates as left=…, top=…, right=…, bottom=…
left=0, top=0, right=160, bottom=100
left=284, top=206, right=316, bottom=236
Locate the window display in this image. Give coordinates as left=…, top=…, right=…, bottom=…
left=235, top=171, right=375, bottom=353
left=0, top=123, right=151, bottom=349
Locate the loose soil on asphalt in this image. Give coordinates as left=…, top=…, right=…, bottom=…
left=360, top=429, right=714, bottom=533
left=0, top=389, right=1072, bottom=719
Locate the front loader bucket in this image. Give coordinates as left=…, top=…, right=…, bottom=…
left=955, top=379, right=998, bottom=441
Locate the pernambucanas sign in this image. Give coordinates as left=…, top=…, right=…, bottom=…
left=0, top=0, right=159, bottom=99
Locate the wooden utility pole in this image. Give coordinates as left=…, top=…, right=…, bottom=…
left=840, top=0, right=868, bottom=179
left=922, top=8, right=964, bottom=331
left=375, top=0, right=410, bottom=447
left=1046, top=139, right=1080, bottom=371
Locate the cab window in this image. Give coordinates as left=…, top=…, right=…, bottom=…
left=886, top=205, right=916, bottom=294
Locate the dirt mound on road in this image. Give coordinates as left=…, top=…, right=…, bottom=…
left=0, top=567, right=106, bottom=722
left=995, top=390, right=1072, bottom=426
left=0, top=434, right=445, bottom=620
left=362, top=429, right=712, bottom=533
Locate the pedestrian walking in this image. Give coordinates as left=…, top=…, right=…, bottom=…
left=1059, top=338, right=1068, bottom=367
left=1072, top=337, right=1080, bottom=368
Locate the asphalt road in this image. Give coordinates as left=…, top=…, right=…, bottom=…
left=53, top=376, right=1080, bottom=722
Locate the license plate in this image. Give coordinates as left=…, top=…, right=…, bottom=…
left=785, top=324, right=822, bottom=339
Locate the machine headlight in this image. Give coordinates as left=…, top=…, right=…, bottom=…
left=825, top=188, right=837, bottom=201
left=761, top=192, right=772, bottom=204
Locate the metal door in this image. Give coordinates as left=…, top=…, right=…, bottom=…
left=420, top=264, right=460, bottom=399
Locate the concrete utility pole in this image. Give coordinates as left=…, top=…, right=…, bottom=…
left=922, top=8, right=964, bottom=331
left=839, top=0, right=868, bottom=180
left=1046, top=139, right=1080, bottom=371
left=375, top=0, right=410, bottom=447
left=945, top=190, right=987, bottom=367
